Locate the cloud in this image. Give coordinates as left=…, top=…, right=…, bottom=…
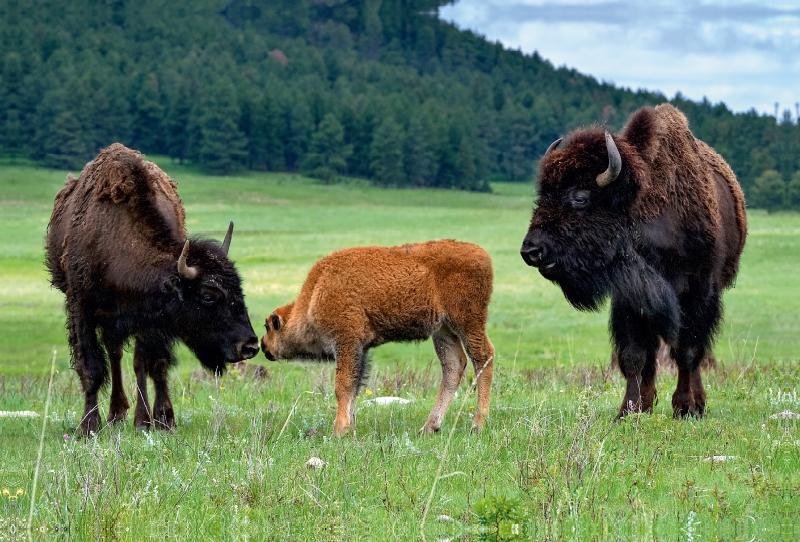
left=440, top=0, right=800, bottom=113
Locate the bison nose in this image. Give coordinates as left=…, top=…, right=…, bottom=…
left=238, top=337, right=260, bottom=360
left=520, top=243, right=547, bottom=267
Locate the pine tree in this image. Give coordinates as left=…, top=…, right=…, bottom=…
left=44, top=110, right=89, bottom=170
left=164, top=80, right=191, bottom=164
left=0, top=52, right=22, bottom=156
left=301, top=113, right=352, bottom=184
left=370, top=117, right=405, bottom=187
left=131, top=74, right=164, bottom=153
left=404, top=115, right=436, bottom=186
left=750, top=170, right=786, bottom=213
left=787, top=171, right=800, bottom=210
left=196, top=77, right=248, bottom=175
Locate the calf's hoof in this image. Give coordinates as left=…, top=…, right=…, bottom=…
left=333, top=420, right=351, bottom=437
left=420, top=423, right=440, bottom=435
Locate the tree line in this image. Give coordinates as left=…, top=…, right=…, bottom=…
left=0, top=0, right=798, bottom=208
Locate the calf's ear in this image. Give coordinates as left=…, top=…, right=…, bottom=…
left=270, top=313, right=283, bottom=331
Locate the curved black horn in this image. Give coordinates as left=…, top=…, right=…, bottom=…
left=177, top=240, right=199, bottom=280
left=596, top=132, right=622, bottom=188
left=545, top=137, right=563, bottom=156
left=221, top=221, right=234, bottom=256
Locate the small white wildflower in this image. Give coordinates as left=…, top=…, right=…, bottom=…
left=770, top=410, right=799, bottom=420
left=435, top=515, right=454, bottom=523
left=306, top=457, right=327, bottom=469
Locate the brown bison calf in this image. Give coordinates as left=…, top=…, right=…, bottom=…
left=260, top=240, right=495, bottom=436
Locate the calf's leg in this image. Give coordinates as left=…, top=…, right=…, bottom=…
left=463, top=330, right=495, bottom=433
left=422, top=328, right=468, bottom=434
left=333, top=344, right=366, bottom=436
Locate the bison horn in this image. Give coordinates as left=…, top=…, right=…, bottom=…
left=596, top=132, right=622, bottom=188
left=221, top=221, right=234, bottom=256
left=545, top=137, right=563, bottom=156
left=177, top=240, right=199, bottom=280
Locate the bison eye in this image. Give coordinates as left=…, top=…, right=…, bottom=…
left=201, top=293, right=217, bottom=306
left=570, top=190, right=590, bottom=208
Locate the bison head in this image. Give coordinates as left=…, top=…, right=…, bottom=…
left=168, top=223, right=259, bottom=373
left=260, top=303, right=294, bottom=362
left=521, top=122, right=653, bottom=311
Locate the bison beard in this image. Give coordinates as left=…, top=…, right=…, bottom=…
left=521, top=104, right=746, bottom=419
left=46, top=144, right=259, bottom=435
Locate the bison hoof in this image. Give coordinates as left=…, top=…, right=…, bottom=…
left=470, top=422, right=484, bottom=435
left=672, top=394, right=705, bottom=419
left=80, top=410, right=102, bottom=437
left=107, top=408, right=128, bottom=424
left=153, top=412, right=175, bottom=431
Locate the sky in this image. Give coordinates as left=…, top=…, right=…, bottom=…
left=439, top=0, right=800, bottom=116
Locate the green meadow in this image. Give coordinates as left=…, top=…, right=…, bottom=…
left=0, top=160, right=798, bottom=540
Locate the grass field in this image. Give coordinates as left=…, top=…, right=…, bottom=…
left=0, top=160, right=798, bottom=540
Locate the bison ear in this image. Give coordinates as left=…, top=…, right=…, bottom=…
left=270, top=313, right=283, bottom=331
left=622, top=107, right=657, bottom=155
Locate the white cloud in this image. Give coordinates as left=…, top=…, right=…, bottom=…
left=440, top=0, right=800, bottom=113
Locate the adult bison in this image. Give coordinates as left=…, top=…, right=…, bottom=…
left=46, top=144, right=259, bottom=435
left=520, top=104, right=746, bottom=418
left=260, top=240, right=495, bottom=436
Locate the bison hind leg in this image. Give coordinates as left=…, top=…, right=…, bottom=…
left=422, top=328, right=469, bottom=435
left=105, top=342, right=130, bottom=424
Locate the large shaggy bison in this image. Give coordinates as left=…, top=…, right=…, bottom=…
left=260, top=240, right=495, bottom=436
left=520, top=104, right=746, bottom=418
left=46, top=144, right=259, bottom=435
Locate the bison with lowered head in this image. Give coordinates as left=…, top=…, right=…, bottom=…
left=46, top=144, right=259, bottom=435
left=260, top=240, right=495, bottom=436
left=521, top=104, right=746, bottom=418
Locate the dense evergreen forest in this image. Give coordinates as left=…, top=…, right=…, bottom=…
left=1, top=0, right=799, bottom=208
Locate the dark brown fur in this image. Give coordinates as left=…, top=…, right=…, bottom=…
left=521, top=104, right=746, bottom=419
left=260, top=240, right=495, bottom=436
left=46, top=144, right=259, bottom=434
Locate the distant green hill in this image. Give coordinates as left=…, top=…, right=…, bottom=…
left=1, top=0, right=798, bottom=206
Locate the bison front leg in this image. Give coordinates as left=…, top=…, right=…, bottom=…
left=610, top=305, right=660, bottom=418
left=103, top=334, right=130, bottom=424
left=422, top=328, right=468, bottom=434
left=150, top=357, right=176, bottom=430
left=332, top=345, right=365, bottom=436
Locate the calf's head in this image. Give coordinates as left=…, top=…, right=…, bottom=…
left=260, top=303, right=294, bottom=361
left=168, top=224, right=259, bottom=372
left=521, top=119, right=653, bottom=311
